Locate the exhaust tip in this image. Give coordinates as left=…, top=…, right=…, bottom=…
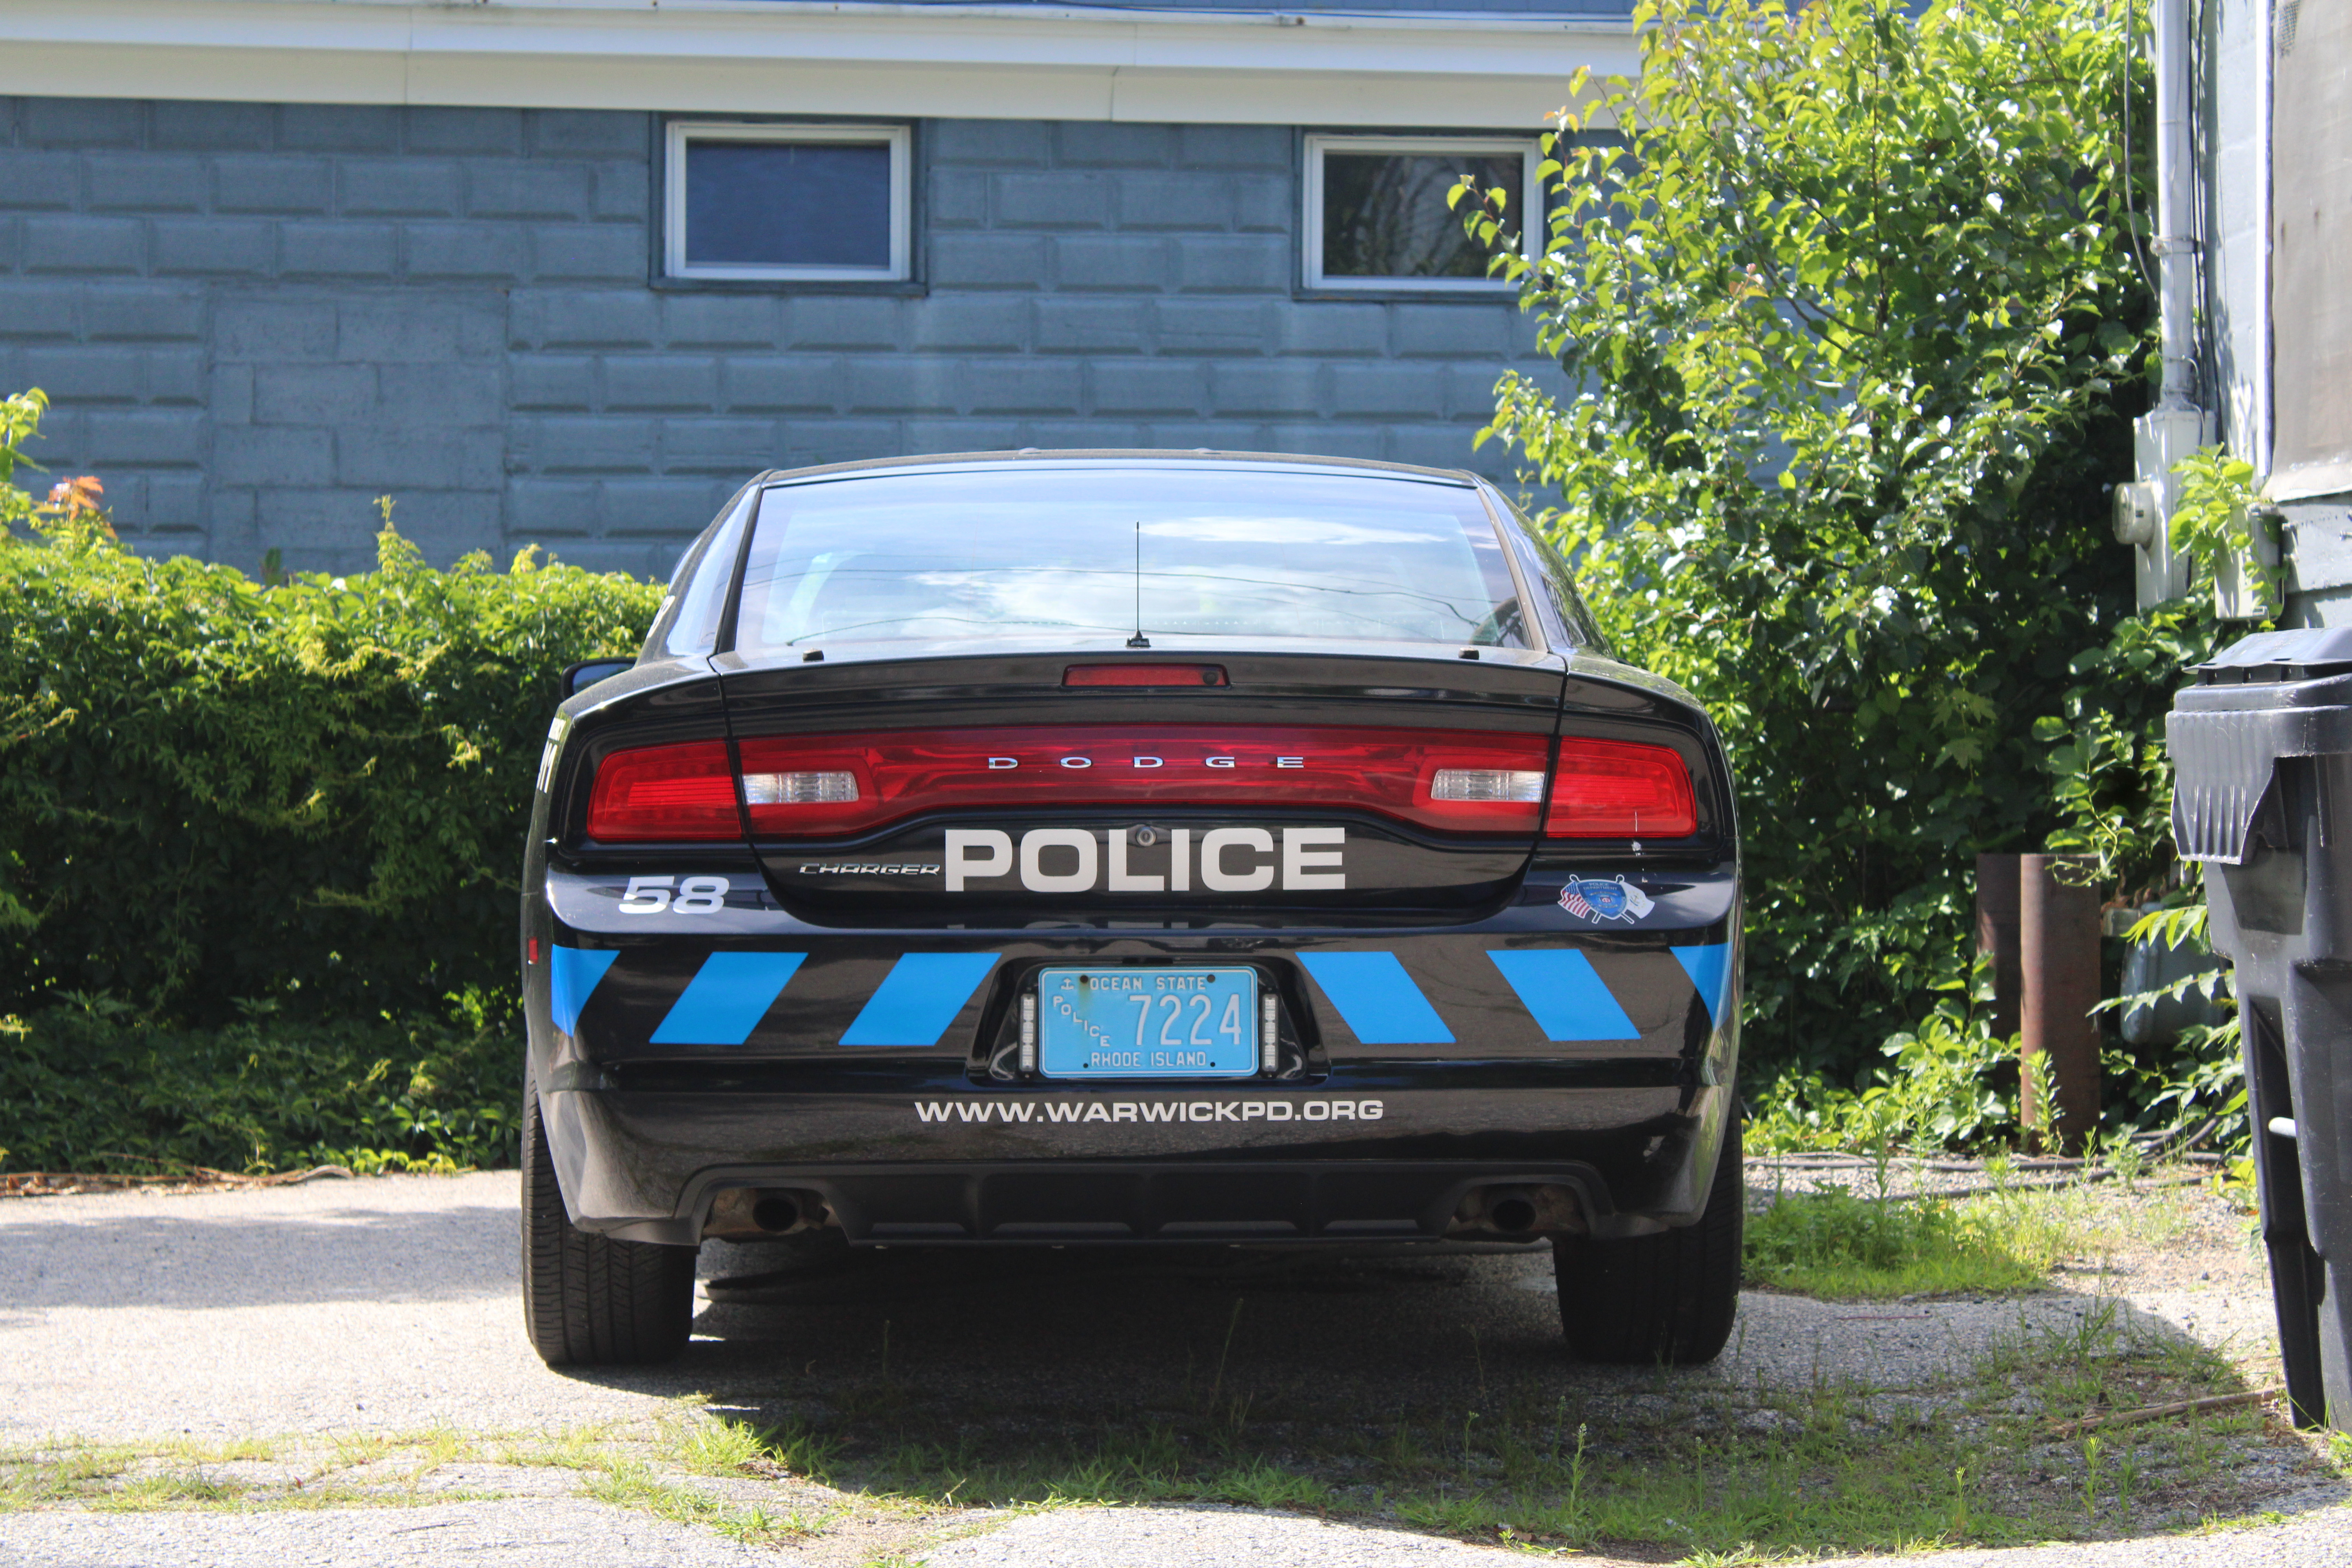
left=1486, top=1193, right=1539, bottom=1234
left=751, top=1195, right=800, bottom=1233
left=1445, top=1182, right=1584, bottom=1239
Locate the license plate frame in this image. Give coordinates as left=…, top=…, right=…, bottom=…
left=1036, top=966, right=1261, bottom=1080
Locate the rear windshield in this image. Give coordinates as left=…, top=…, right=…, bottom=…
left=731, top=467, right=1529, bottom=655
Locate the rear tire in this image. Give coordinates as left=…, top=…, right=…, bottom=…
left=1553, top=1114, right=1744, bottom=1365
left=521, top=1084, right=697, bottom=1367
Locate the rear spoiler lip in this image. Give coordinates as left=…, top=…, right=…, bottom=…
left=713, top=639, right=1567, bottom=678
left=1561, top=650, right=1710, bottom=719
left=556, top=653, right=720, bottom=724
left=712, top=647, right=1575, bottom=736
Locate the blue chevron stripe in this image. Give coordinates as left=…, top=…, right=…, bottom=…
left=841, top=952, right=1002, bottom=1046
left=650, top=952, right=807, bottom=1045
left=1485, top=949, right=1642, bottom=1041
left=1298, top=951, right=1455, bottom=1044
left=1670, top=944, right=1735, bottom=1026
left=548, top=945, right=617, bottom=1036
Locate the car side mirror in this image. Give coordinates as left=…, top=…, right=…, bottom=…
left=561, top=659, right=634, bottom=699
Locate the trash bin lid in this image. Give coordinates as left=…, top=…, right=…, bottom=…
left=2169, top=628, right=2352, bottom=863
left=2193, top=626, right=2352, bottom=686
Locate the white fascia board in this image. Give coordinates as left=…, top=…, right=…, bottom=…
left=1107, top=68, right=1592, bottom=129
left=2, top=42, right=412, bottom=107
left=0, top=0, right=1633, bottom=129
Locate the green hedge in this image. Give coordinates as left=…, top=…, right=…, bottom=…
left=0, top=996, right=519, bottom=1175
left=0, top=520, right=662, bottom=1027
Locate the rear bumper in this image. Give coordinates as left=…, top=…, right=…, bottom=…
left=525, top=858, right=1744, bottom=1247
left=672, top=1161, right=1626, bottom=1246
left=540, top=1071, right=1735, bottom=1245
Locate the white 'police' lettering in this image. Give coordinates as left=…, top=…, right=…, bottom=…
left=944, top=826, right=1343, bottom=893
left=1200, top=827, right=1274, bottom=892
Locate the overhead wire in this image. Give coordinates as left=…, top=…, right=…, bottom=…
left=2119, top=0, right=2157, bottom=303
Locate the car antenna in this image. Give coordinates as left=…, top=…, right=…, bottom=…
left=1126, top=521, right=1150, bottom=648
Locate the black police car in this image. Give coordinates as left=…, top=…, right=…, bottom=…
left=520, top=450, right=1743, bottom=1367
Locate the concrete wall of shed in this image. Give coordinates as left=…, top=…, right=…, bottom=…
left=0, top=98, right=1557, bottom=579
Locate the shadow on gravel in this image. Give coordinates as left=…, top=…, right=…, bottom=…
left=684, top=1236, right=1568, bottom=1404
left=540, top=1230, right=2341, bottom=1557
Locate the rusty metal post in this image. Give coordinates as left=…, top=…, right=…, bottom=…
left=1975, top=853, right=2023, bottom=1042
left=2019, top=853, right=2102, bottom=1147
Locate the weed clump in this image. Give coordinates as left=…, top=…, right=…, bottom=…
left=1746, top=1186, right=2045, bottom=1299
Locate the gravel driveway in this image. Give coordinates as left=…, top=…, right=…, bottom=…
left=2, top=1171, right=2345, bottom=1566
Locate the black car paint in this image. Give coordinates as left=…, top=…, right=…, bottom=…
left=523, top=454, right=1742, bottom=1249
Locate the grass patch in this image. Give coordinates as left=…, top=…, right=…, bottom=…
left=670, top=1418, right=774, bottom=1478
left=1745, top=1180, right=2109, bottom=1299
left=325, top=1425, right=470, bottom=1486
left=0, top=1445, right=137, bottom=1508
left=498, top=1423, right=626, bottom=1472
left=0, top=1421, right=838, bottom=1542
left=1746, top=1186, right=2042, bottom=1298
left=0, top=1429, right=508, bottom=1514
left=85, top=1472, right=238, bottom=1510
left=583, top=1462, right=826, bottom=1544
left=1203, top=1459, right=1333, bottom=1511
left=1978, top=1297, right=2238, bottom=1423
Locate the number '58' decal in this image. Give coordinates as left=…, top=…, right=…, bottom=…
left=619, top=875, right=730, bottom=914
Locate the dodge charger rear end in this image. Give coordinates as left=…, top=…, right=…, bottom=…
left=519, top=452, right=1744, bottom=1366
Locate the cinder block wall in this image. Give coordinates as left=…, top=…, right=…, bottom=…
left=0, top=98, right=1557, bottom=577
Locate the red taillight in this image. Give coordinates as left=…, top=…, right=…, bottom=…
left=586, top=740, right=740, bottom=842
left=1062, top=664, right=1229, bottom=687
left=1544, top=739, right=1697, bottom=838
left=736, top=726, right=1555, bottom=838
left=587, top=730, right=1699, bottom=843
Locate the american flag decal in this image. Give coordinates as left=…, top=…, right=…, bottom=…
left=1559, top=885, right=1595, bottom=918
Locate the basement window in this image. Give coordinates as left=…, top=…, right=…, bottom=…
left=664, top=122, right=911, bottom=282
left=1303, top=134, right=1541, bottom=292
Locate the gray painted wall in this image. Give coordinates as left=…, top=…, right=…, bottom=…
left=0, top=97, right=1558, bottom=578
left=2192, top=0, right=2352, bottom=627
left=2199, top=0, right=2263, bottom=465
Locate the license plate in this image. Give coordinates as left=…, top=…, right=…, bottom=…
left=1036, top=967, right=1260, bottom=1079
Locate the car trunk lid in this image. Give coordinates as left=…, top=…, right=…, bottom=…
left=713, top=647, right=1567, bottom=923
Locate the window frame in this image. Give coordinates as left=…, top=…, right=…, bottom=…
left=1301, top=132, right=1543, bottom=295
left=662, top=120, right=913, bottom=283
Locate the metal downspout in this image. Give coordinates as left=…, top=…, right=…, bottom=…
left=2113, top=0, right=2210, bottom=611
left=2152, top=0, right=2198, bottom=412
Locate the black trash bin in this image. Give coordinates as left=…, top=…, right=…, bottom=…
left=2169, top=626, right=2352, bottom=1432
